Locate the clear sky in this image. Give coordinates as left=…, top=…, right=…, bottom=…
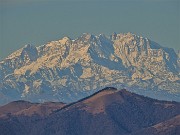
left=0, top=0, right=180, bottom=60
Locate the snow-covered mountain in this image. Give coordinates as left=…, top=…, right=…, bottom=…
left=0, top=32, right=180, bottom=105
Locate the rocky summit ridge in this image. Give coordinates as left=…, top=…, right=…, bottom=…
left=0, top=32, right=180, bottom=105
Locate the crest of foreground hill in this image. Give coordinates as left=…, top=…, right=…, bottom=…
left=0, top=87, right=179, bottom=135
left=0, top=101, right=65, bottom=117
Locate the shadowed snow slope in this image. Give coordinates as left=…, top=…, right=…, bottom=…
left=0, top=32, right=180, bottom=105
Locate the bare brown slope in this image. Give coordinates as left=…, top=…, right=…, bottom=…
left=0, top=101, right=65, bottom=117
left=131, top=115, right=180, bottom=135
left=16, top=102, right=66, bottom=116
left=0, top=88, right=179, bottom=135
left=0, top=100, right=34, bottom=117
left=42, top=88, right=180, bottom=135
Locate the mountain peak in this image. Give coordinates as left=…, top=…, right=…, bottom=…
left=81, top=33, right=96, bottom=40
left=20, top=44, right=38, bottom=61
left=23, top=44, right=33, bottom=49
left=58, top=36, right=71, bottom=45
left=5, top=44, right=38, bottom=61
left=65, top=87, right=179, bottom=116
left=110, top=32, right=117, bottom=40
left=0, top=32, right=180, bottom=105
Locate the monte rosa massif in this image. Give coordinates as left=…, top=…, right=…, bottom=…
left=0, top=32, right=180, bottom=105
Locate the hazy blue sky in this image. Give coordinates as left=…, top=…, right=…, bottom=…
left=0, top=0, right=180, bottom=60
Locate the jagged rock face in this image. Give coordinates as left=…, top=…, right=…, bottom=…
left=0, top=32, right=180, bottom=104
left=113, top=33, right=179, bottom=81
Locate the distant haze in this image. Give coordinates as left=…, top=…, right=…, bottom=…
left=0, top=0, right=180, bottom=60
